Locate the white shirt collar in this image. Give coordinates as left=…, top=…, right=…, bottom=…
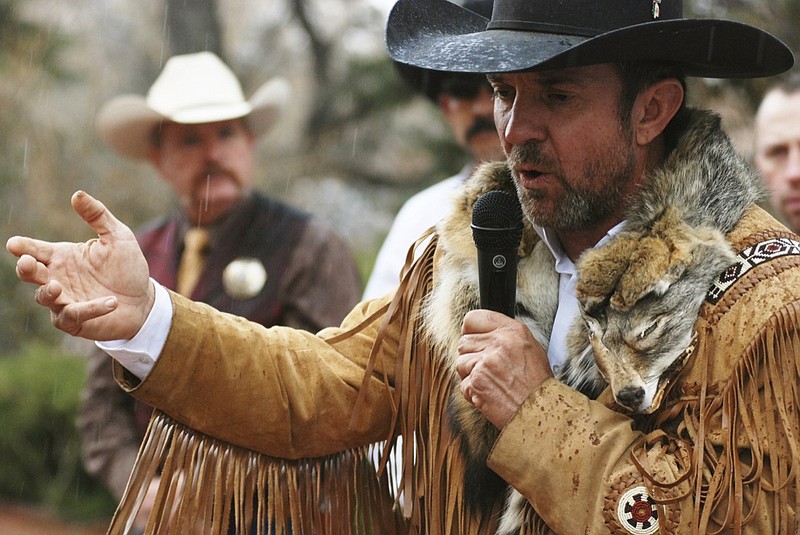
left=533, top=221, right=628, bottom=274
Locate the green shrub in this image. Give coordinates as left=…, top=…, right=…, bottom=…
left=0, top=342, right=117, bottom=521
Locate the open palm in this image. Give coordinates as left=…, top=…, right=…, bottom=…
left=7, top=191, right=153, bottom=341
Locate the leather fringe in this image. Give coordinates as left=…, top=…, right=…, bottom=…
left=347, top=228, right=501, bottom=533
left=640, top=300, right=800, bottom=534
left=108, top=410, right=403, bottom=534
left=106, top=228, right=472, bottom=535
left=108, top=228, right=505, bottom=534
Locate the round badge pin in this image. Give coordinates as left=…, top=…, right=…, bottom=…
left=222, top=257, right=267, bottom=299
left=617, top=486, right=659, bottom=534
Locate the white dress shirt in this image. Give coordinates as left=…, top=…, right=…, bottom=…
left=362, top=165, right=472, bottom=300
left=97, top=280, right=172, bottom=381
left=533, top=222, right=626, bottom=372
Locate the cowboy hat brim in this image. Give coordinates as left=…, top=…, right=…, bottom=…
left=392, top=0, right=495, bottom=101
left=386, top=0, right=794, bottom=79
left=95, top=76, right=289, bottom=160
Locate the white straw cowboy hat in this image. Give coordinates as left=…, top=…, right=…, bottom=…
left=386, top=0, right=793, bottom=79
left=95, top=51, right=290, bottom=159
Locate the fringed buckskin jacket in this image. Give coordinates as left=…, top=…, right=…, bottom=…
left=112, top=109, right=799, bottom=534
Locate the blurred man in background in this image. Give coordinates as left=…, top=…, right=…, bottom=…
left=77, top=51, right=362, bottom=531
left=754, top=73, right=800, bottom=233
left=362, top=0, right=503, bottom=300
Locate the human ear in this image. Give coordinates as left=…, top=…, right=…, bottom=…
left=634, top=78, right=684, bottom=146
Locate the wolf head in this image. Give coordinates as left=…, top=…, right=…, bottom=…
left=575, top=208, right=736, bottom=413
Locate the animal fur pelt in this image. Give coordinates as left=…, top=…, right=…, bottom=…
left=422, top=108, right=765, bottom=534
left=570, top=107, right=763, bottom=413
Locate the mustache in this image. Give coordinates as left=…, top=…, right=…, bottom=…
left=465, top=116, right=497, bottom=140
left=197, top=164, right=233, bottom=181
left=507, top=142, right=551, bottom=169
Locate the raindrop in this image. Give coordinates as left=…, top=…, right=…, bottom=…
left=23, top=139, right=29, bottom=177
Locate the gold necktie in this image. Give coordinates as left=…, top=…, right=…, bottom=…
left=177, top=227, right=209, bottom=296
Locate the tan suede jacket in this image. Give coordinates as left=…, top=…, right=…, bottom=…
left=116, top=207, right=799, bottom=534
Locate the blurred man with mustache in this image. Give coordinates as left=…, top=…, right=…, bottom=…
left=362, top=0, right=503, bottom=299
left=76, top=52, right=362, bottom=532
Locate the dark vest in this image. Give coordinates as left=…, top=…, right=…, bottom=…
left=133, top=192, right=310, bottom=433
left=138, top=193, right=310, bottom=326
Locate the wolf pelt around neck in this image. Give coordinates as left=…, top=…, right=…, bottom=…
left=496, top=110, right=763, bottom=535
left=568, top=108, right=749, bottom=414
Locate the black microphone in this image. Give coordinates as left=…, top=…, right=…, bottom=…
left=471, top=190, right=523, bottom=317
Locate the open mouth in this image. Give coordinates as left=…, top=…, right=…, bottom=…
left=515, top=167, right=546, bottom=187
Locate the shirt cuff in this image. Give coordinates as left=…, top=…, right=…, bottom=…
left=96, top=279, right=173, bottom=380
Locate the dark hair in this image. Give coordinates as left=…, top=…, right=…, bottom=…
left=616, top=61, right=688, bottom=151
left=439, top=73, right=492, bottom=100
left=617, top=61, right=686, bottom=121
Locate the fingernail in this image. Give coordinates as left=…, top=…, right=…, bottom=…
left=105, top=297, right=117, bottom=309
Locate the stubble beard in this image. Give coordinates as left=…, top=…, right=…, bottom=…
left=508, top=136, right=636, bottom=232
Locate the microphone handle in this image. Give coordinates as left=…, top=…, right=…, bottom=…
left=476, top=246, right=518, bottom=318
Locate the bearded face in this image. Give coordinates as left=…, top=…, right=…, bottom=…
left=490, top=65, right=642, bottom=235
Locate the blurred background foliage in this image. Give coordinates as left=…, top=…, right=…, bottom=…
left=0, top=343, right=117, bottom=520
left=0, top=0, right=798, bottom=526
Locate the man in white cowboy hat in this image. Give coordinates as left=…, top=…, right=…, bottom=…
left=362, top=0, right=504, bottom=301
left=74, top=51, right=362, bottom=531
left=8, top=2, right=800, bottom=534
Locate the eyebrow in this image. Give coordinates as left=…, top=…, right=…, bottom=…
left=487, top=72, right=585, bottom=87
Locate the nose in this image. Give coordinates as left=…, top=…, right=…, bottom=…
left=204, top=136, right=226, bottom=162
left=615, top=386, right=645, bottom=411
left=500, top=97, right=545, bottom=147
left=787, top=145, right=800, bottom=183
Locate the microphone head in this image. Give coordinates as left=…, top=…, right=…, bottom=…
left=471, top=190, right=523, bottom=249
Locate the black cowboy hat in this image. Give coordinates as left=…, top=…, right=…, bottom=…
left=394, top=0, right=494, bottom=101
left=386, top=0, right=794, bottom=79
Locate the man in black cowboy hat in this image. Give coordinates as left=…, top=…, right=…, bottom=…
left=8, top=1, right=800, bottom=534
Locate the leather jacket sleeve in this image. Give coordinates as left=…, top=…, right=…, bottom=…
left=114, top=291, right=398, bottom=459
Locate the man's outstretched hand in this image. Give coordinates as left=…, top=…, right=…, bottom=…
left=6, top=191, right=154, bottom=341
